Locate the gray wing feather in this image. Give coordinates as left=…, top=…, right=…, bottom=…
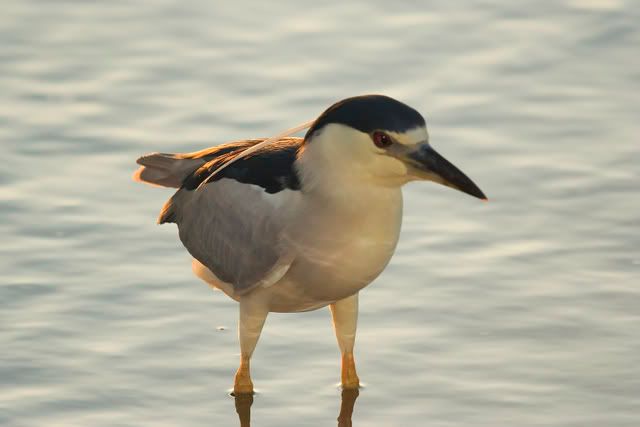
left=167, top=179, right=294, bottom=295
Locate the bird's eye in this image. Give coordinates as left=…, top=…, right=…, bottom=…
left=372, top=131, right=392, bottom=148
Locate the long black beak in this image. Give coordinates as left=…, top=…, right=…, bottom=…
left=406, top=144, right=487, bottom=200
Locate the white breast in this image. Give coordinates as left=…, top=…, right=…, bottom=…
left=265, top=186, right=403, bottom=312
left=192, top=184, right=403, bottom=313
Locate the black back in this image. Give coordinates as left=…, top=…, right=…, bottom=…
left=181, top=95, right=422, bottom=193
left=305, top=94, right=426, bottom=140
left=181, top=137, right=302, bottom=193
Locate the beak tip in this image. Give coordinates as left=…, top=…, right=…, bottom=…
left=468, top=187, right=487, bottom=201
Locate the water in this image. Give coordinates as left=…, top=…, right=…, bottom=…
left=1, top=1, right=638, bottom=426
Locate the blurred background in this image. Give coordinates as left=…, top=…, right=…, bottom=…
left=1, top=1, right=638, bottom=426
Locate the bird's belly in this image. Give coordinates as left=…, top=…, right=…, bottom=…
left=266, top=214, right=402, bottom=312
left=261, top=189, right=403, bottom=312
left=197, top=187, right=404, bottom=313
left=192, top=233, right=398, bottom=313
left=264, top=244, right=396, bottom=312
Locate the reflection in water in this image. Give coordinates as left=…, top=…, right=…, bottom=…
left=233, top=389, right=360, bottom=426
left=337, top=389, right=359, bottom=427
left=234, top=393, right=253, bottom=427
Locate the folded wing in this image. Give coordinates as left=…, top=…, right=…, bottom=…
left=142, top=138, right=303, bottom=295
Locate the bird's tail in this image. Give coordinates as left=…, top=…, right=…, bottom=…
left=133, top=153, right=204, bottom=188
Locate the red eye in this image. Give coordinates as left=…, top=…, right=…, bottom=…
left=372, top=131, right=392, bottom=148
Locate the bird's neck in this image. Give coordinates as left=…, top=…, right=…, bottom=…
left=295, top=145, right=401, bottom=211
left=291, top=144, right=403, bottom=296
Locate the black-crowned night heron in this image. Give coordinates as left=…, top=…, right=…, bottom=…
left=133, top=94, right=486, bottom=395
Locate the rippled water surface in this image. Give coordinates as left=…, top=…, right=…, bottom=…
left=2, top=1, right=639, bottom=426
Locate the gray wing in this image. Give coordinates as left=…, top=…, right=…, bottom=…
left=163, top=178, right=295, bottom=295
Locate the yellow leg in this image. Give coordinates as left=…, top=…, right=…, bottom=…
left=233, top=297, right=268, bottom=395
left=234, top=356, right=254, bottom=395
left=330, top=294, right=361, bottom=389
left=341, top=352, right=360, bottom=389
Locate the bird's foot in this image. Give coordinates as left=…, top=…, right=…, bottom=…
left=233, top=376, right=254, bottom=395
left=341, top=353, right=360, bottom=389
left=233, top=363, right=254, bottom=395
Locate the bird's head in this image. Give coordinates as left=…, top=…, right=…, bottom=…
left=300, top=95, right=486, bottom=200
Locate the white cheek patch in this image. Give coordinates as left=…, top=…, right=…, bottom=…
left=370, top=153, right=410, bottom=183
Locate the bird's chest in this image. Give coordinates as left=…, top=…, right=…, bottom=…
left=284, top=189, right=403, bottom=302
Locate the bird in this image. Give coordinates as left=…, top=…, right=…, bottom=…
left=133, top=94, right=486, bottom=395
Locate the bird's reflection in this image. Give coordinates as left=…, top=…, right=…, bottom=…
left=234, top=393, right=253, bottom=427
left=233, top=388, right=360, bottom=426
left=337, top=389, right=359, bottom=427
